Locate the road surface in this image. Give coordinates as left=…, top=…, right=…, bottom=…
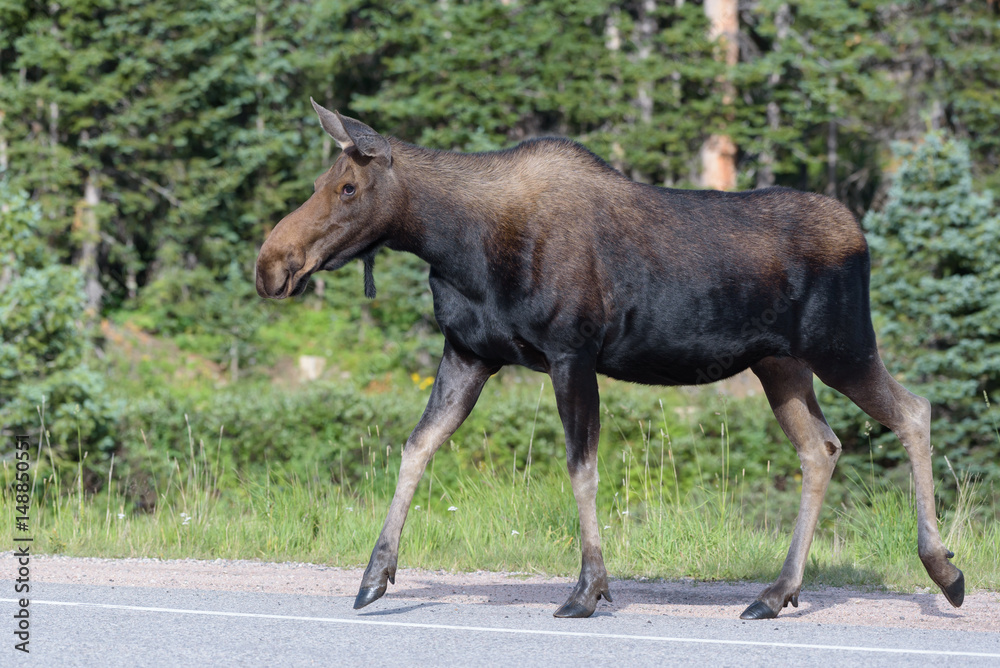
left=2, top=555, right=998, bottom=666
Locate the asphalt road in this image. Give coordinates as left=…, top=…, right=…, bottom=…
left=3, top=581, right=1000, bottom=667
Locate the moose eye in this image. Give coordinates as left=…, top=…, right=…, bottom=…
left=342, top=183, right=356, bottom=197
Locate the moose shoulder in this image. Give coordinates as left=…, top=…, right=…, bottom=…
left=256, top=100, right=964, bottom=620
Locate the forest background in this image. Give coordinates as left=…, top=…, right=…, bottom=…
left=1, top=1, right=998, bottom=579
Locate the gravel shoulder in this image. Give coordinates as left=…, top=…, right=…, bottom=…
left=13, top=553, right=999, bottom=633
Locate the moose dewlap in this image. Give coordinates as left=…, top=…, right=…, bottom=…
left=255, top=99, right=964, bottom=620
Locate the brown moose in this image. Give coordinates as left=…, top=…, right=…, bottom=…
left=255, top=100, right=965, bottom=620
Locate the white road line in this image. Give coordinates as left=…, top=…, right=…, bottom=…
left=4, top=598, right=999, bottom=659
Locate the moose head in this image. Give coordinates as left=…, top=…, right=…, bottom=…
left=255, top=99, right=400, bottom=300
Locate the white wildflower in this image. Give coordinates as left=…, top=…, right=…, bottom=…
left=117, top=513, right=125, bottom=520
left=511, top=530, right=520, bottom=536
left=447, top=506, right=458, bottom=512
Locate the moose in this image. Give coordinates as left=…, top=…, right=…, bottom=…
left=255, top=99, right=965, bottom=620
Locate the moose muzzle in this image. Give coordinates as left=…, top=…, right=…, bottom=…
left=255, top=239, right=308, bottom=299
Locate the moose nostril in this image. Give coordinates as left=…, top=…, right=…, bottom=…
left=256, top=265, right=290, bottom=299
left=275, top=271, right=290, bottom=298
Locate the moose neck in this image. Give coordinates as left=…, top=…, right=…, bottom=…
left=387, top=141, right=529, bottom=294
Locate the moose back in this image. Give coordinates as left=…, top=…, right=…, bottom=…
left=255, top=100, right=964, bottom=620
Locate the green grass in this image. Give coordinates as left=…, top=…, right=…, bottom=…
left=8, top=421, right=998, bottom=594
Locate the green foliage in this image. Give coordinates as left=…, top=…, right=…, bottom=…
left=116, top=378, right=559, bottom=494
left=112, top=369, right=815, bottom=522
left=5, top=0, right=999, bottom=312
left=0, top=264, right=86, bottom=390
left=736, top=0, right=897, bottom=198
left=0, top=0, right=321, bottom=310
left=0, top=180, right=118, bottom=455
left=863, top=133, right=1000, bottom=480
left=735, top=0, right=1000, bottom=202
left=354, top=0, right=721, bottom=186
left=0, top=185, right=46, bottom=268
left=133, top=259, right=267, bottom=377
left=899, top=2, right=1000, bottom=192
left=3, top=2, right=1000, bottom=511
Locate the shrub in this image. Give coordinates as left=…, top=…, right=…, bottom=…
left=0, top=180, right=118, bottom=461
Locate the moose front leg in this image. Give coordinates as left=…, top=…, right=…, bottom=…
left=550, top=356, right=612, bottom=618
left=354, top=343, right=498, bottom=610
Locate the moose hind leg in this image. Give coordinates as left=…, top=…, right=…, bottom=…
left=550, top=358, right=611, bottom=618
left=816, top=357, right=964, bottom=607
left=354, top=344, right=498, bottom=610
left=741, top=357, right=842, bottom=620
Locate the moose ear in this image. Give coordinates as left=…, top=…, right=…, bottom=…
left=310, top=98, right=391, bottom=165
left=311, top=97, right=353, bottom=149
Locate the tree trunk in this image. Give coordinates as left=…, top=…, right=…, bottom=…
left=635, top=0, right=655, bottom=162
left=826, top=118, right=838, bottom=196
left=700, top=0, right=738, bottom=191
left=0, top=196, right=11, bottom=294
left=756, top=3, right=790, bottom=188
left=631, top=0, right=657, bottom=183
left=0, top=108, right=8, bottom=172
left=229, top=335, right=239, bottom=384
left=605, top=8, right=627, bottom=174
left=125, top=236, right=138, bottom=301
left=78, top=170, right=103, bottom=315
left=255, top=7, right=266, bottom=135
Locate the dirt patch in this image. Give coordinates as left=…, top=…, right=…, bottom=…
left=101, top=319, right=223, bottom=384
left=19, top=554, right=999, bottom=632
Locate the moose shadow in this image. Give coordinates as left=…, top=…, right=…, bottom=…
left=357, top=601, right=447, bottom=617
left=378, top=563, right=958, bottom=621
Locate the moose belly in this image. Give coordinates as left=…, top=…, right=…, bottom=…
left=431, top=272, right=796, bottom=384
left=596, top=345, right=761, bottom=386
left=595, top=297, right=795, bottom=386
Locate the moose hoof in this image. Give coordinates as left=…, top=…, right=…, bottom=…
left=739, top=600, right=778, bottom=620
left=353, top=584, right=387, bottom=610
left=553, top=600, right=596, bottom=618
left=553, top=579, right=611, bottom=618
left=941, top=569, right=965, bottom=608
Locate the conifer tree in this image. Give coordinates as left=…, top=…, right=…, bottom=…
left=864, top=133, right=1000, bottom=476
